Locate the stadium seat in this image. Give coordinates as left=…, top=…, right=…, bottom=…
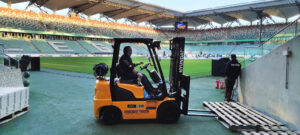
left=0, top=37, right=38, bottom=54
left=31, top=39, right=57, bottom=54
left=46, top=40, right=89, bottom=54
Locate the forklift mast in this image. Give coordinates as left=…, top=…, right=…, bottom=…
left=169, top=37, right=191, bottom=115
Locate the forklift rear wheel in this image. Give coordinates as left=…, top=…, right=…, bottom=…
left=102, top=107, right=122, bottom=125
left=157, top=101, right=180, bottom=123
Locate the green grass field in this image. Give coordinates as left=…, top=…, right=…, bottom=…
left=41, top=57, right=212, bottom=80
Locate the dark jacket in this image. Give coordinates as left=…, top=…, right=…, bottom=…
left=225, top=59, right=241, bottom=79
left=119, top=54, right=137, bottom=79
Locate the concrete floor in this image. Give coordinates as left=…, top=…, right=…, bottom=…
left=0, top=69, right=239, bottom=135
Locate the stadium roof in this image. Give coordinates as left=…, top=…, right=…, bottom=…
left=182, top=0, right=300, bottom=26
left=1, top=0, right=300, bottom=27
left=1, top=0, right=27, bottom=4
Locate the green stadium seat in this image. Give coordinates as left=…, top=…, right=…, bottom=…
left=77, top=40, right=101, bottom=53
left=0, top=37, right=38, bottom=54
left=45, top=40, right=89, bottom=54
left=31, top=39, right=56, bottom=54
left=90, top=41, right=113, bottom=53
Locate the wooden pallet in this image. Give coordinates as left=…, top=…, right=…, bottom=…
left=203, top=101, right=283, bottom=132
left=0, top=106, right=29, bottom=124
left=242, top=130, right=300, bottom=135
left=258, top=125, right=290, bottom=132
left=246, top=125, right=300, bottom=135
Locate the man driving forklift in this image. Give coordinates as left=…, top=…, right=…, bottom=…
left=119, top=46, right=159, bottom=99
left=93, top=38, right=195, bottom=124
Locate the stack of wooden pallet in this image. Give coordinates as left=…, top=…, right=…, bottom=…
left=0, top=87, right=29, bottom=124
left=203, top=101, right=299, bottom=134
left=242, top=125, right=300, bottom=135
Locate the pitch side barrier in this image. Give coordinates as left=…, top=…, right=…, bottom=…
left=5, top=54, right=245, bottom=60
left=4, top=54, right=136, bottom=58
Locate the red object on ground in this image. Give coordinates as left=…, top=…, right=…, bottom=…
left=220, top=81, right=225, bottom=89
left=215, top=80, right=219, bottom=89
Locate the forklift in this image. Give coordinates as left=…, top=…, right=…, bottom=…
left=93, top=37, right=215, bottom=124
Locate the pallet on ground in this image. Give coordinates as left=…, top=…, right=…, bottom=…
left=0, top=87, right=29, bottom=124
left=0, top=106, right=29, bottom=124
left=241, top=130, right=300, bottom=135
left=203, top=101, right=283, bottom=132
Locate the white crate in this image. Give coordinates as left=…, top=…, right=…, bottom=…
left=20, top=89, right=25, bottom=109
left=0, top=87, right=29, bottom=119
left=14, top=90, right=21, bottom=112
left=0, top=93, right=8, bottom=118
left=6, top=91, right=15, bottom=115
left=24, top=87, right=29, bottom=106
left=0, top=89, right=10, bottom=118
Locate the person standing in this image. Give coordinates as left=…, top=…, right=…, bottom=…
left=224, top=54, right=241, bottom=101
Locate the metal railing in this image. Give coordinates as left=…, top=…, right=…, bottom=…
left=261, top=17, right=300, bottom=47
left=4, top=54, right=20, bottom=69
left=0, top=43, right=20, bottom=70
left=243, top=17, right=300, bottom=66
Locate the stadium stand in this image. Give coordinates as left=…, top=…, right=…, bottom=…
left=185, top=45, right=206, bottom=54
left=231, top=44, right=249, bottom=55
left=0, top=32, right=287, bottom=58
left=0, top=6, right=291, bottom=58
left=47, top=40, right=89, bottom=54
left=0, top=6, right=287, bottom=42
left=0, top=37, right=38, bottom=54
left=89, top=41, right=113, bottom=54
left=203, top=45, right=236, bottom=55
left=76, top=40, right=100, bottom=54
left=0, top=34, right=283, bottom=57
left=175, top=24, right=287, bottom=41
left=31, top=39, right=56, bottom=54
left=157, top=46, right=171, bottom=56
left=230, top=44, right=266, bottom=56
left=0, top=7, right=44, bottom=31
left=0, top=7, right=158, bottom=38
left=1, top=0, right=300, bottom=134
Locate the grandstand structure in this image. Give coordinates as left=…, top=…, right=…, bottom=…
left=0, top=0, right=299, bottom=59
left=1, top=0, right=300, bottom=134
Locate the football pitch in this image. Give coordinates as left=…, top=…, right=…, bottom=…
left=41, top=57, right=212, bottom=79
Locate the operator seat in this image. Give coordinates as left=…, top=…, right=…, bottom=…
left=116, top=63, right=137, bottom=84
left=112, top=64, right=144, bottom=101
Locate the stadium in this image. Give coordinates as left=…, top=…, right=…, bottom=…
left=0, top=0, right=300, bottom=135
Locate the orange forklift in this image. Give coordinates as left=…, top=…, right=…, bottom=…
left=93, top=37, right=215, bottom=124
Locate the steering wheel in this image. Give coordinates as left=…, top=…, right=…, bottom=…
left=140, top=62, right=151, bottom=71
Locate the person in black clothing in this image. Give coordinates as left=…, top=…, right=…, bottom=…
left=119, top=46, right=154, bottom=95
left=224, top=54, right=241, bottom=102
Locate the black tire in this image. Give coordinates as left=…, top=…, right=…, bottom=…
left=157, top=101, right=180, bottom=123
left=101, top=107, right=122, bottom=125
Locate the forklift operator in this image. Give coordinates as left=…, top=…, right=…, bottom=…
left=119, top=46, right=155, bottom=96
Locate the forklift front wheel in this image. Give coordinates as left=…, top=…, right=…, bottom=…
left=101, top=106, right=122, bottom=125
left=157, top=101, right=180, bottom=123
